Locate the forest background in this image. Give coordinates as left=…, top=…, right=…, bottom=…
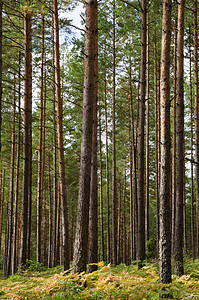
left=0, top=0, right=199, bottom=297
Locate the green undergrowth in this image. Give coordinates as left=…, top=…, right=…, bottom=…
left=0, top=259, right=199, bottom=299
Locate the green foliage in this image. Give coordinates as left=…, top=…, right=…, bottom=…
left=1, top=260, right=199, bottom=299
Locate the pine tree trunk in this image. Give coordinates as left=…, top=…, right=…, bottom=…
left=122, top=170, right=126, bottom=264
left=145, top=8, right=150, bottom=243
left=172, top=19, right=177, bottom=255
left=52, top=0, right=58, bottom=266
left=43, top=195, right=47, bottom=265
left=4, top=81, right=16, bottom=277
left=104, top=77, right=110, bottom=264
left=37, top=15, right=44, bottom=263
left=12, top=55, right=21, bottom=274
left=88, top=3, right=98, bottom=272
left=154, top=32, right=159, bottom=257
left=189, top=34, right=195, bottom=259
left=129, top=63, right=137, bottom=261
left=99, top=114, right=105, bottom=262
left=53, top=0, right=70, bottom=271
left=117, top=180, right=121, bottom=264
left=20, top=8, right=32, bottom=267
left=48, top=149, right=52, bottom=268
left=159, top=0, right=172, bottom=286
left=56, top=184, right=60, bottom=265
left=194, top=0, right=199, bottom=258
left=137, top=0, right=147, bottom=268
left=73, top=0, right=97, bottom=273
left=70, top=210, right=74, bottom=262
left=112, top=0, right=117, bottom=267
left=174, top=0, right=185, bottom=277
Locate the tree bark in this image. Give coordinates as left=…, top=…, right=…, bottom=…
left=53, top=0, right=70, bottom=271
left=104, top=77, right=110, bottom=264
left=37, top=15, right=44, bottom=264
left=88, top=3, right=98, bottom=272
left=4, top=77, right=16, bottom=278
left=189, top=33, right=195, bottom=259
left=12, top=56, right=21, bottom=274
left=52, top=0, right=58, bottom=267
left=112, top=0, right=117, bottom=267
left=174, top=0, right=185, bottom=277
left=73, top=0, right=97, bottom=273
left=48, top=149, right=52, bottom=268
left=172, top=19, right=177, bottom=255
left=99, top=114, right=105, bottom=262
left=129, top=63, right=137, bottom=261
left=154, top=31, right=159, bottom=258
left=194, top=0, right=199, bottom=258
left=20, top=7, right=32, bottom=267
left=137, top=0, right=147, bottom=268
left=122, top=170, right=126, bottom=264
left=145, top=8, right=150, bottom=243
left=159, top=0, right=172, bottom=286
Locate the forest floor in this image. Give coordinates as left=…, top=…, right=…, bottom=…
left=0, top=259, right=199, bottom=299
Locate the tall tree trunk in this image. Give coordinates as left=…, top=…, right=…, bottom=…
left=112, top=0, right=117, bottom=267
left=99, top=114, right=105, bottom=262
left=53, top=0, right=70, bottom=270
left=104, top=77, right=110, bottom=264
left=194, top=0, right=199, bottom=258
left=128, top=98, right=133, bottom=262
left=70, top=209, right=74, bottom=262
left=159, top=0, right=172, bottom=286
left=154, top=31, right=159, bottom=257
left=129, top=63, right=138, bottom=261
left=52, top=0, right=58, bottom=267
left=20, top=7, right=32, bottom=267
left=4, top=78, right=16, bottom=278
left=117, top=180, right=121, bottom=264
left=88, top=3, right=98, bottom=273
left=122, top=170, right=126, bottom=264
left=73, top=0, right=97, bottom=273
left=43, top=195, right=47, bottom=265
left=137, top=0, right=147, bottom=268
left=12, top=54, right=21, bottom=274
left=56, top=183, right=61, bottom=265
left=48, top=149, right=52, bottom=268
left=145, top=8, right=150, bottom=243
left=190, top=34, right=195, bottom=259
left=175, top=0, right=185, bottom=277
left=37, top=15, right=44, bottom=263
left=172, top=19, right=177, bottom=255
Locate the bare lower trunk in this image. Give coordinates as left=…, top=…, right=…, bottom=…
left=137, top=0, right=147, bottom=268
left=73, top=0, right=98, bottom=273
left=194, top=0, right=199, bottom=258
left=174, top=0, right=185, bottom=277
left=99, top=115, right=105, bottom=262
left=145, top=8, right=150, bottom=243
left=20, top=8, right=32, bottom=267
left=159, top=0, right=172, bottom=286
left=104, top=78, right=110, bottom=263
left=53, top=0, right=70, bottom=270
left=88, top=4, right=98, bottom=272
left=189, top=34, right=195, bottom=259
left=112, top=0, right=117, bottom=267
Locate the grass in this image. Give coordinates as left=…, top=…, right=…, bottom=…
left=0, top=259, right=199, bottom=299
